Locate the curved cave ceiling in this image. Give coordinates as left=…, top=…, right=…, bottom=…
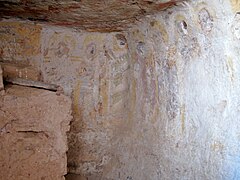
left=0, top=0, right=183, bottom=32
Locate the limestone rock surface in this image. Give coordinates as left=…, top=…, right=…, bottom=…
left=0, top=85, right=72, bottom=180
left=0, top=0, right=182, bottom=31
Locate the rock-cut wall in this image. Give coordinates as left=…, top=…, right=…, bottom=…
left=0, top=0, right=240, bottom=179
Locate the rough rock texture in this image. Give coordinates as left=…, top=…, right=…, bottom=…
left=0, top=0, right=240, bottom=179
left=0, top=62, right=41, bottom=81
left=0, top=85, right=72, bottom=180
left=0, top=21, right=131, bottom=177
left=0, top=65, right=3, bottom=90
left=0, top=0, right=182, bottom=32
left=0, top=21, right=42, bottom=64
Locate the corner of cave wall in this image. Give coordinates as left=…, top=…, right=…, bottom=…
left=0, top=0, right=240, bottom=179
left=0, top=19, right=132, bottom=178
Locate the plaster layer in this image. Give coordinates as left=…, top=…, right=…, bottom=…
left=124, top=0, right=240, bottom=179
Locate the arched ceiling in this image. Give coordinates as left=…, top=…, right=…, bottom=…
left=0, top=0, right=183, bottom=32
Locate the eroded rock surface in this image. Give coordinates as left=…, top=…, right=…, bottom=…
left=0, top=65, right=3, bottom=91
left=0, top=0, right=183, bottom=32
left=0, top=85, right=72, bottom=180
left=0, top=0, right=240, bottom=179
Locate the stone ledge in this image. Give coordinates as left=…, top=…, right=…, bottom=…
left=0, top=85, right=72, bottom=180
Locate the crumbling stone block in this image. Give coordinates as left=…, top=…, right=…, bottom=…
left=0, top=85, right=72, bottom=180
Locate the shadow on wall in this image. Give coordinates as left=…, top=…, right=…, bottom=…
left=66, top=173, right=100, bottom=180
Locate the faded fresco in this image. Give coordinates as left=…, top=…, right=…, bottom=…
left=0, top=0, right=240, bottom=179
